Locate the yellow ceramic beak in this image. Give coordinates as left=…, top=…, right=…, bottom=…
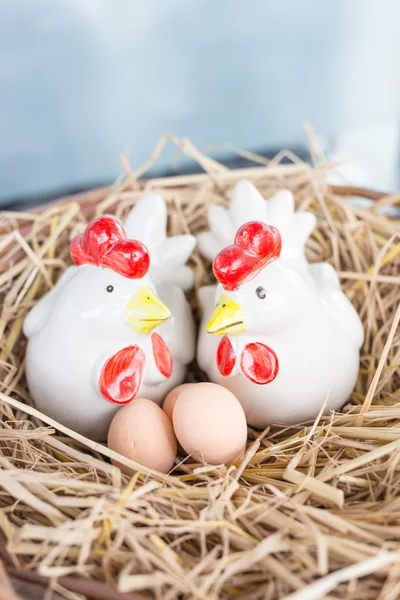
left=206, top=293, right=246, bottom=335
left=126, top=286, right=171, bottom=333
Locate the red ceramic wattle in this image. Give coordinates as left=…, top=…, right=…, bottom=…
left=240, top=342, right=279, bottom=385
left=99, top=345, right=145, bottom=404
left=151, top=332, right=172, bottom=378
left=217, top=335, right=236, bottom=376
left=213, top=221, right=281, bottom=291
left=71, top=216, right=150, bottom=279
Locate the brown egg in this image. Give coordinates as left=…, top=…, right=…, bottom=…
left=173, top=383, right=248, bottom=465
left=108, top=398, right=177, bottom=474
left=163, top=383, right=193, bottom=421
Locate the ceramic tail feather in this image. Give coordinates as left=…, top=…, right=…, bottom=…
left=124, top=193, right=196, bottom=292
left=197, top=180, right=316, bottom=278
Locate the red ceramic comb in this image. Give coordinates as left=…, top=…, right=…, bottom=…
left=70, top=216, right=150, bottom=279
left=213, top=221, right=281, bottom=291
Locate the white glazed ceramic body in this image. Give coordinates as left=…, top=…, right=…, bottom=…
left=24, top=195, right=195, bottom=440
left=197, top=181, right=364, bottom=427
left=198, top=266, right=363, bottom=427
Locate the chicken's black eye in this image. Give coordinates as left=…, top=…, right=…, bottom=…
left=255, top=286, right=266, bottom=299
left=106, top=285, right=114, bottom=293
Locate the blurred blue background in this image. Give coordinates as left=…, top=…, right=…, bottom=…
left=0, top=0, right=399, bottom=205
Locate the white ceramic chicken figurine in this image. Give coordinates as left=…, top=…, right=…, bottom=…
left=24, top=194, right=195, bottom=440
left=197, top=181, right=364, bottom=428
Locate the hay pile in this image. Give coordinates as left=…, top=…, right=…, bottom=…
left=0, top=135, right=399, bottom=600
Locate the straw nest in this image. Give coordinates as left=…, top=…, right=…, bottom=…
left=0, top=134, right=399, bottom=600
